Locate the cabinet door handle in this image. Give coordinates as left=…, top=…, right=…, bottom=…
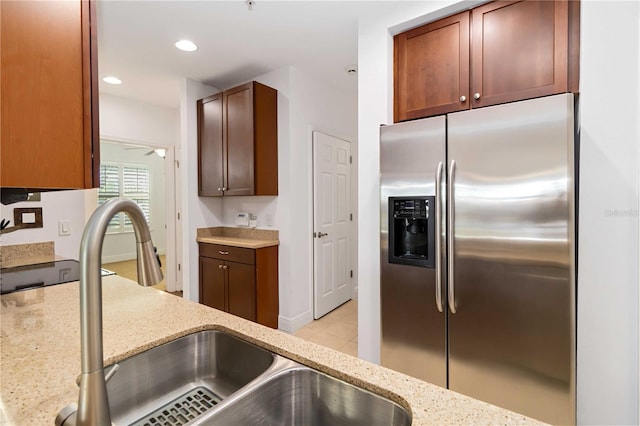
left=474, top=93, right=481, bottom=100
left=222, top=265, right=228, bottom=269
left=218, top=264, right=223, bottom=269
left=219, top=250, right=229, bottom=255
left=459, top=95, right=466, bottom=103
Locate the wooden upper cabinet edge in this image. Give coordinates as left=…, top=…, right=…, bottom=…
left=83, top=0, right=100, bottom=189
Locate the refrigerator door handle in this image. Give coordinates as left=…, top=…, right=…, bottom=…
left=447, top=160, right=457, bottom=314
left=435, top=161, right=444, bottom=313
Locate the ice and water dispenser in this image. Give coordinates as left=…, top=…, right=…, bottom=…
left=388, top=196, right=436, bottom=268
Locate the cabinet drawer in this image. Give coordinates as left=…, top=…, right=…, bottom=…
left=199, top=243, right=255, bottom=264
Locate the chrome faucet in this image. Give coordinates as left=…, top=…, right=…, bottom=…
left=56, top=198, right=163, bottom=426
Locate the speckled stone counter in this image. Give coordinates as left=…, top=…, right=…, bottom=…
left=196, top=226, right=279, bottom=249
left=0, top=276, right=543, bottom=425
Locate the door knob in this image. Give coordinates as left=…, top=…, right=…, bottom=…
left=317, top=232, right=328, bottom=238
left=474, top=93, right=481, bottom=100
left=459, top=95, right=466, bottom=103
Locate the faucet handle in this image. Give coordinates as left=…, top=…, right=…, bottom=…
left=75, top=363, right=120, bottom=387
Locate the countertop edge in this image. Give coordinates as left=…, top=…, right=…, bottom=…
left=196, top=236, right=279, bottom=249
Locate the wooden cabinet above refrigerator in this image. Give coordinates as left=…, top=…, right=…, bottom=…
left=394, top=0, right=580, bottom=122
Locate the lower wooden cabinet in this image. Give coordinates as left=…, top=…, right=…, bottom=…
left=199, top=242, right=278, bottom=328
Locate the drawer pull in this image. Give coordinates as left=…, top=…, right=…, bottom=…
left=219, top=250, right=229, bottom=255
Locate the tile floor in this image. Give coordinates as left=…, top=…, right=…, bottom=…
left=293, top=300, right=358, bottom=357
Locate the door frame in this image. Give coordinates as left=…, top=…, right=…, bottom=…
left=311, top=130, right=354, bottom=319
left=98, top=136, right=179, bottom=291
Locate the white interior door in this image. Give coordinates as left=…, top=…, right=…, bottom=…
left=313, top=131, right=352, bottom=319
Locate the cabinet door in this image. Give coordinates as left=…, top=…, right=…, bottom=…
left=227, top=261, right=256, bottom=322
left=394, top=11, right=470, bottom=121
left=1, top=0, right=99, bottom=189
left=224, top=83, right=254, bottom=196
left=198, top=93, right=224, bottom=196
left=200, top=257, right=226, bottom=311
left=471, top=1, right=569, bottom=108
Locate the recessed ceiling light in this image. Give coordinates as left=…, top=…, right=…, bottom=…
left=175, top=40, right=198, bottom=52
left=103, top=76, right=122, bottom=85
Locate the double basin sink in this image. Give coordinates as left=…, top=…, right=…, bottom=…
left=106, top=330, right=411, bottom=425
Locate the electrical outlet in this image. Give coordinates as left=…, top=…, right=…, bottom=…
left=266, top=214, right=273, bottom=227
left=235, top=212, right=250, bottom=227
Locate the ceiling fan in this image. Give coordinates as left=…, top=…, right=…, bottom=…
left=124, top=147, right=166, bottom=158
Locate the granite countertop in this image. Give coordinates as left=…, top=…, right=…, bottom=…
left=0, top=276, right=543, bottom=425
left=196, top=226, right=279, bottom=249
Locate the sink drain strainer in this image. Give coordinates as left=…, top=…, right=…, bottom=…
left=130, top=386, right=222, bottom=426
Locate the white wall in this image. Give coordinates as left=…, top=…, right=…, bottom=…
left=100, top=93, right=179, bottom=147
left=99, top=141, right=167, bottom=263
left=179, top=78, right=222, bottom=302
left=577, top=2, right=639, bottom=424
left=0, top=190, right=90, bottom=260
left=357, top=1, right=640, bottom=424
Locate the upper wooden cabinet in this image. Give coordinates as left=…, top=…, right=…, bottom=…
left=198, top=81, right=278, bottom=197
left=395, top=11, right=470, bottom=120
left=1, top=0, right=99, bottom=189
left=394, top=0, right=579, bottom=122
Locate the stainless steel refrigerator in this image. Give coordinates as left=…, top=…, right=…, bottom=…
left=380, top=93, right=576, bottom=425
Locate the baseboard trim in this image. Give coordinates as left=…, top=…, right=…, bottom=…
left=278, top=310, right=314, bottom=333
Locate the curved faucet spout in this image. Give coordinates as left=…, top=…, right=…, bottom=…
left=73, top=198, right=163, bottom=426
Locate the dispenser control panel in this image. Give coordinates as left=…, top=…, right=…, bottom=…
left=393, top=199, right=429, bottom=220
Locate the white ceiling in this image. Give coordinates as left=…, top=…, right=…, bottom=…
left=98, top=1, right=398, bottom=109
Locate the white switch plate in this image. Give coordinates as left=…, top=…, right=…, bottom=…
left=58, top=220, right=71, bottom=236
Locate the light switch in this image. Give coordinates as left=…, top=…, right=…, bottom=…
left=59, top=220, right=71, bottom=236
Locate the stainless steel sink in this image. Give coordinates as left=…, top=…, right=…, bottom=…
left=197, top=367, right=412, bottom=426
left=106, top=330, right=275, bottom=425
left=93, top=329, right=410, bottom=426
